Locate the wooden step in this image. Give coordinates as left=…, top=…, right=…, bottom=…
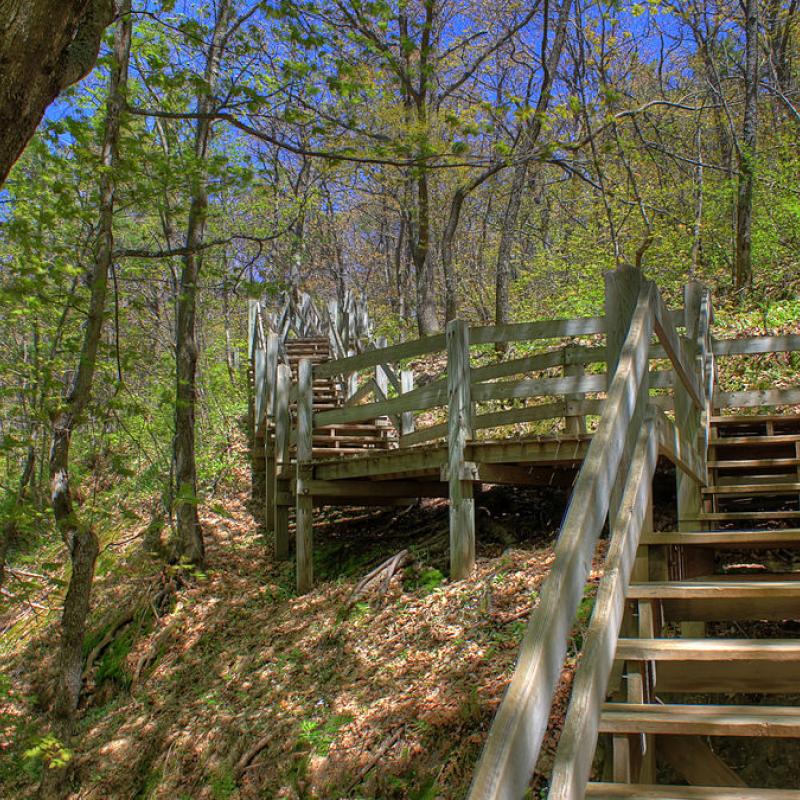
left=703, top=482, right=800, bottom=496
left=599, top=702, right=800, bottom=737
left=641, top=529, right=800, bottom=548
left=710, top=434, right=800, bottom=446
left=712, top=414, right=800, bottom=426
left=587, top=783, right=800, bottom=799
left=699, top=510, right=800, bottom=522
left=616, top=638, right=800, bottom=693
left=708, top=458, right=800, bottom=469
left=628, top=580, right=800, bottom=621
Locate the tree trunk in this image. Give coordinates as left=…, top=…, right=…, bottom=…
left=172, top=0, right=233, bottom=565
left=493, top=0, right=572, bottom=339
left=0, top=0, right=113, bottom=185
left=40, top=3, right=131, bottom=794
left=412, top=169, right=440, bottom=335
left=735, top=0, right=759, bottom=292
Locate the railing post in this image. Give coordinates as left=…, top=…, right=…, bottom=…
left=604, top=267, right=645, bottom=523
left=252, top=348, right=267, bottom=508
left=563, top=344, right=587, bottom=434
left=296, top=358, right=314, bottom=593
left=264, top=333, right=279, bottom=535
left=676, top=283, right=711, bottom=590
left=274, top=363, right=291, bottom=560
left=446, top=319, right=475, bottom=580
left=400, top=369, right=415, bottom=438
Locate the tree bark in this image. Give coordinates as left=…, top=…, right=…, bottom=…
left=40, top=3, right=131, bottom=794
left=735, top=0, right=759, bottom=292
left=0, top=0, right=113, bottom=185
left=172, top=0, right=233, bottom=565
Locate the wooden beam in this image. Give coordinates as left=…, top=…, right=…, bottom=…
left=468, top=315, right=607, bottom=345
left=715, top=388, right=800, bottom=408
left=296, top=359, right=314, bottom=594
left=713, top=333, right=800, bottom=355
left=273, top=363, right=291, bottom=559
left=652, top=285, right=704, bottom=409
left=447, top=319, right=475, bottom=580
left=315, top=332, right=446, bottom=378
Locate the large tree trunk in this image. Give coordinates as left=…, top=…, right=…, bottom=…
left=412, top=169, right=440, bottom=336
left=0, top=0, right=113, bottom=185
left=172, top=0, right=233, bottom=565
left=40, top=4, right=131, bottom=795
left=735, top=0, right=759, bottom=292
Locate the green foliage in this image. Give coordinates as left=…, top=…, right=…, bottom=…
left=405, top=566, right=445, bottom=595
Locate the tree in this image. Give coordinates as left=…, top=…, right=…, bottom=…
left=735, top=0, right=759, bottom=291
left=41, top=3, right=131, bottom=793
left=172, top=0, right=235, bottom=566
left=0, top=0, right=113, bottom=184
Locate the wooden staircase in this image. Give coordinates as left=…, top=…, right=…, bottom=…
left=583, top=414, right=800, bottom=797
left=701, top=414, right=800, bottom=524
left=283, top=337, right=396, bottom=458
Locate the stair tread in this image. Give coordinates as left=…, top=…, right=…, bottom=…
left=586, top=783, right=800, bottom=799
left=712, top=414, right=800, bottom=424
left=703, top=482, right=800, bottom=495
left=699, top=510, right=800, bottom=520
left=628, top=580, right=800, bottom=599
left=617, top=637, right=800, bottom=661
left=710, top=434, right=800, bottom=445
left=709, top=458, right=800, bottom=468
left=641, top=529, right=800, bottom=547
left=599, top=702, right=800, bottom=736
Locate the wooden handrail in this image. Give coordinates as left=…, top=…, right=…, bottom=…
left=467, top=282, right=656, bottom=800
left=548, top=415, right=659, bottom=799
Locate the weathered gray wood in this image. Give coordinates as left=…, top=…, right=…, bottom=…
left=296, top=358, right=314, bottom=593
left=715, top=388, right=800, bottom=408
left=400, top=370, right=415, bottom=435
left=652, top=285, right=704, bottom=410
left=713, top=333, right=800, bottom=355
left=548, top=416, right=658, bottom=800
left=315, top=381, right=448, bottom=427
left=564, top=344, right=587, bottom=434
left=447, top=319, right=475, bottom=580
left=655, top=409, right=706, bottom=485
left=274, top=363, right=291, bottom=560
left=604, top=268, right=645, bottom=527
left=468, top=316, right=606, bottom=345
left=315, top=332, right=446, bottom=378
left=471, top=373, right=606, bottom=403
left=467, top=282, right=655, bottom=800
left=254, top=348, right=266, bottom=429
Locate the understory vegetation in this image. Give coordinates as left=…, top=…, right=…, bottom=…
left=0, top=0, right=798, bottom=797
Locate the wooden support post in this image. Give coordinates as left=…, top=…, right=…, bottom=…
left=446, top=319, right=475, bottom=580
left=296, top=358, right=314, bottom=593
left=400, top=370, right=415, bottom=437
left=274, top=363, right=291, bottom=560
left=252, top=348, right=267, bottom=506
left=564, top=344, right=587, bottom=434
left=264, top=333, right=279, bottom=534
left=676, top=283, right=709, bottom=636
left=604, top=267, right=645, bottom=524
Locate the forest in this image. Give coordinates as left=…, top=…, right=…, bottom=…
left=0, top=0, right=799, bottom=798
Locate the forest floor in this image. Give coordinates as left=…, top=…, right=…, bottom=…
left=0, top=457, right=614, bottom=800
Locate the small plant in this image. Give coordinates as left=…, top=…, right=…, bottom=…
left=24, top=735, right=72, bottom=770
left=406, top=566, right=444, bottom=595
